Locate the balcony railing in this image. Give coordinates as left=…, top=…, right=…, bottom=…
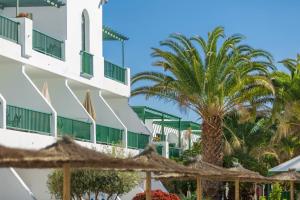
left=96, top=125, right=123, bottom=145
left=57, top=116, right=91, bottom=141
left=127, top=131, right=150, bottom=149
left=156, top=144, right=163, bottom=156
left=81, top=51, right=94, bottom=78
left=104, top=60, right=126, bottom=84
left=33, top=29, right=63, bottom=60
left=0, top=15, right=19, bottom=43
left=6, top=105, right=51, bottom=134
left=169, top=147, right=182, bottom=158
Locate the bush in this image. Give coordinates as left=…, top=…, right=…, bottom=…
left=259, top=196, right=266, bottom=200
left=133, top=190, right=180, bottom=200
left=270, top=183, right=282, bottom=200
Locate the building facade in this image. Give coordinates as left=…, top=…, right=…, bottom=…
left=0, top=0, right=151, bottom=199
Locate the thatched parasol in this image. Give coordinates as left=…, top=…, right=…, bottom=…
left=152, top=156, right=237, bottom=200
left=228, top=164, right=270, bottom=200
left=0, top=137, right=158, bottom=200
left=271, top=169, right=300, bottom=200
left=132, top=146, right=205, bottom=200
left=83, top=90, right=96, bottom=120
left=42, top=82, right=51, bottom=103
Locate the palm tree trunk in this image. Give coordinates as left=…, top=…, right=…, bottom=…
left=201, top=115, right=224, bottom=199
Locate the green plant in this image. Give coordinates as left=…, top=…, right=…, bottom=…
left=259, top=196, right=266, bottom=200
left=270, top=183, right=283, bottom=200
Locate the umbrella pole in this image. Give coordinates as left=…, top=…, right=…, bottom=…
left=254, top=183, right=257, bottom=200
left=146, top=172, right=151, bottom=200
left=63, top=164, right=71, bottom=200
left=16, top=0, right=19, bottom=17
left=235, top=180, right=240, bottom=200
left=196, top=176, right=202, bottom=200
left=290, top=181, right=294, bottom=200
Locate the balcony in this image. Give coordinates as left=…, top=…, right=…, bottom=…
left=96, top=124, right=123, bottom=145
left=0, top=15, right=19, bottom=43
left=32, top=29, right=64, bottom=60
left=104, top=60, right=126, bottom=84
left=80, top=51, right=94, bottom=78
left=127, top=131, right=150, bottom=149
left=57, top=116, right=91, bottom=141
left=6, top=105, right=51, bottom=135
left=169, top=147, right=182, bottom=158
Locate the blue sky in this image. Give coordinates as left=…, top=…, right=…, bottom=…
left=103, top=0, right=300, bottom=122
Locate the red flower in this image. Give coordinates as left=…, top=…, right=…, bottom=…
left=132, top=190, right=180, bottom=200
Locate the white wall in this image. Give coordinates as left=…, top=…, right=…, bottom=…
left=72, top=89, right=124, bottom=130
left=0, top=94, right=6, bottom=129
left=0, top=65, right=53, bottom=117
left=106, top=98, right=151, bottom=135
left=16, top=169, right=53, bottom=200
left=0, top=168, right=36, bottom=200
left=1, top=6, right=67, bottom=41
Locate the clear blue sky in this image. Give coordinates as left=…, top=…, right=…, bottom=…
left=103, top=0, right=300, bottom=122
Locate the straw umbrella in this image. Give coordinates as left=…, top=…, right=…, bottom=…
left=132, top=146, right=205, bottom=200
left=83, top=90, right=96, bottom=120
left=271, top=169, right=300, bottom=200
left=0, top=137, right=157, bottom=200
left=153, top=156, right=237, bottom=200
left=228, top=164, right=269, bottom=200
left=42, top=82, right=51, bottom=103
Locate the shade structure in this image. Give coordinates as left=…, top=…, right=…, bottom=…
left=271, top=169, right=300, bottom=182
left=133, top=145, right=201, bottom=174
left=83, top=90, right=96, bottom=120
left=228, top=165, right=270, bottom=182
left=132, top=146, right=204, bottom=200
left=271, top=170, right=300, bottom=200
left=41, top=82, right=51, bottom=103
left=0, top=137, right=160, bottom=200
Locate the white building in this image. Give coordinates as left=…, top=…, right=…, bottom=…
left=0, top=0, right=153, bottom=199
left=132, top=106, right=201, bottom=159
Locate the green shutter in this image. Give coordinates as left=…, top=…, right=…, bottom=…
left=6, top=105, right=51, bottom=134
left=0, top=15, right=18, bottom=43
left=57, top=116, right=91, bottom=141
left=104, top=60, right=126, bottom=84
left=96, top=125, right=123, bottom=145
left=81, top=51, right=94, bottom=78
left=32, top=29, right=63, bottom=59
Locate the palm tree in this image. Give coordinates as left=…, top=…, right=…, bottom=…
left=271, top=54, right=300, bottom=141
left=132, top=27, right=274, bottom=168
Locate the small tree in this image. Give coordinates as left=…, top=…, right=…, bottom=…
left=270, top=183, right=282, bottom=200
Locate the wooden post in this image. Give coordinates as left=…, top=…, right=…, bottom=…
left=235, top=180, right=240, bottom=200
left=290, top=181, right=295, bottom=200
left=254, top=183, right=257, bottom=200
left=196, top=176, right=202, bottom=200
left=146, top=172, right=152, bottom=200
left=63, top=164, right=71, bottom=200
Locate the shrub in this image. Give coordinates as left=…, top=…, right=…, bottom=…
left=270, top=183, right=282, bottom=200
left=259, top=196, right=266, bottom=200
left=133, top=189, right=180, bottom=200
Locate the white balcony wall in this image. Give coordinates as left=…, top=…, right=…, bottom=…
left=0, top=94, right=6, bottom=129
left=1, top=6, right=67, bottom=41
left=16, top=169, right=53, bottom=200
left=105, top=98, right=151, bottom=136
left=31, top=77, right=95, bottom=141
left=0, top=168, right=36, bottom=200
left=0, top=65, right=55, bottom=133
left=71, top=88, right=124, bottom=130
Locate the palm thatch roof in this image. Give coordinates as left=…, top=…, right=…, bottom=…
left=153, top=156, right=236, bottom=180
left=227, top=164, right=270, bottom=182
left=0, top=137, right=154, bottom=170
left=271, top=169, right=300, bottom=182
left=132, top=145, right=204, bottom=175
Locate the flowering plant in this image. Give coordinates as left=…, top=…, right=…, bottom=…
left=133, top=189, right=180, bottom=200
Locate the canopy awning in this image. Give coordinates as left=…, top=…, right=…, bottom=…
left=154, top=120, right=201, bottom=133
left=0, top=0, right=65, bottom=8
left=132, top=106, right=181, bottom=121
left=103, top=25, right=129, bottom=42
